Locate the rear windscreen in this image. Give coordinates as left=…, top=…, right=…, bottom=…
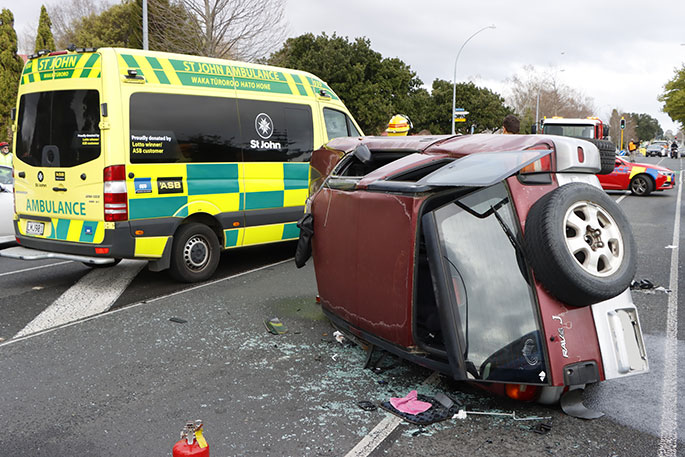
left=16, top=90, right=101, bottom=167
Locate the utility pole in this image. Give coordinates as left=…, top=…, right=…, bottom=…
left=142, top=0, right=149, bottom=50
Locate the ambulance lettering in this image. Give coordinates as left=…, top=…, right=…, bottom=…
left=26, top=199, right=86, bottom=215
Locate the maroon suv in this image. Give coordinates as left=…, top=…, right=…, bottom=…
left=297, top=133, right=648, bottom=406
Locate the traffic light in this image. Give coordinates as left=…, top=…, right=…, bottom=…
left=620, top=118, right=625, bottom=130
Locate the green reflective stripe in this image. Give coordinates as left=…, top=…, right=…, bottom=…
left=224, top=228, right=240, bottom=247
left=154, top=70, right=170, bottom=84
left=79, top=221, right=98, bottom=242
left=79, top=54, right=100, bottom=78
left=146, top=56, right=163, bottom=69
left=283, top=163, right=309, bottom=190
left=129, top=196, right=188, bottom=220
left=28, top=73, right=35, bottom=83
left=187, top=164, right=240, bottom=195
left=296, top=75, right=309, bottom=96
left=55, top=219, right=70, bottom=240
left=122, top=54, right=140, bottom=68
left=281, top=222, right=299, bottom=240
left=244, top=191, right=283, bottom=210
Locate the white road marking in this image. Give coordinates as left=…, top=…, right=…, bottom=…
left=615, top=192, right=630, bottom=204
left=658, top=169, right=681, bottom=457
left=344, top=371, right=441, bottom=457
left=0, top=260, right=72, bottom=278
left=1, top=258, right=294, bottom=346
left=14, top=260, right=146, bottom=338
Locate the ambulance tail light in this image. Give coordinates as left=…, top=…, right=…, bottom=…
left=104, top=165, right=128, bottom=221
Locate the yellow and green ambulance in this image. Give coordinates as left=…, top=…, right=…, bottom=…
left=6, top=47, right=362, bottom=282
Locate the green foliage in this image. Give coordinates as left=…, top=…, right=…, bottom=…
left=659, top=65, right=685, bottom=127
left=66, top=0, right=195, bottom=53
left=267, top=33, right=424, bottom=134
left=0, top=9, right=24, bottom=143
left=35, top=5, right=56, bottom=52
left=631, top=112, right=663, bottom=142
left=268, top=33, right=512, bottom=136
left=421, top=79, right=513, bottom=134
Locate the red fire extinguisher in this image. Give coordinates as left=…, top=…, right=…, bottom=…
left=172, top=420, right=209, bottom=457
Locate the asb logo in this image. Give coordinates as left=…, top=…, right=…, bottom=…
left=255, top=113, right=273, bottom=139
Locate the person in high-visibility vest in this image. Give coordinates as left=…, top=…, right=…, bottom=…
left=0, top=142, right=12, bottom=167
left=385, top=114, right=412, bottom=136
left=628, top=139, right=638, bottom=162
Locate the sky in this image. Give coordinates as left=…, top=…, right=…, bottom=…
left=6, top=0, right=684, bottom=135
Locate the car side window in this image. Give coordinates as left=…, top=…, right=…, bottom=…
left=324, top=108, right=358, bottom=139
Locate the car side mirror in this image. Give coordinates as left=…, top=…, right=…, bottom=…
left=353, top=143, right=372, bottom=164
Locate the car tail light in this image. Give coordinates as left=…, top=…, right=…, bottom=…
left=104, top=165, right=128, bottom=221
left=505, top=384, right=540, bottom=402
left=95, top=247, right=110, bottom=254
left=519, top=155, right=552, bottom=174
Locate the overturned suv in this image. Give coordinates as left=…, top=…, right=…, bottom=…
left=297, top=134, right=648, bottom=405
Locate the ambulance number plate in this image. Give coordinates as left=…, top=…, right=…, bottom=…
left=26, top=221, right=45, bottom=236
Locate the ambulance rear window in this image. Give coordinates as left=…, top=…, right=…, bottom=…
left=16, top=90, right=101, bottom=167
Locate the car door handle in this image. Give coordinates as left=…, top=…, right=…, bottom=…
left=52, top=187, right=67, bottom=192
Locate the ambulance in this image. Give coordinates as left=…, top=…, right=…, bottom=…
left=5, top=47, right=362, bottom=282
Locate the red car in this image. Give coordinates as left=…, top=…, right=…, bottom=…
left=297, top=134, right=648, bottom=410
left=598, top=156, right=675, bottom=196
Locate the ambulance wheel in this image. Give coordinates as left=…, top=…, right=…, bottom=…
left=170, top=223, right=220, bottom=283
left=83, top=258, right=122, bottom=268
left=524, top=183, right=636, bottom=307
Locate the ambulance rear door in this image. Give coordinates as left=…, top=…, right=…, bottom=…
left=14, top=54, right=106, bottom=245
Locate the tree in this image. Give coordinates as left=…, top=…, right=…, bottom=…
left=659, top=65, right=685, bottom=128
left=268, top=33, right=424, bottom=134
left=632, top=113, right=662, bottom=142
left=34, top=5, right=56, bottom=52
left=508, top=65, right=595, bottom=131
left=421, top=79, right=513, bottom=134
left=153, top=0, right=286, bottom=60
left=0, top=9, right=24, bottom=143
left=49, top=0, right=110, bottom=49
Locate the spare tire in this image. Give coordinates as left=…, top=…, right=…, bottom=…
left=524, top=182, right=636, bottom=307
left=583, top=138, right=616, bottom=175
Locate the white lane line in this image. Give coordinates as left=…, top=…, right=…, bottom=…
left=1, top=258, right=294, bottom=346
left=615, top=192, right=630, bottom=204
left=0, top=260, right=73, bottom=278
left=14, top=260, right=146, bottom=338
left=345, top=371, right=441, bottom=457
left=657, top=169, right=681, bottom=457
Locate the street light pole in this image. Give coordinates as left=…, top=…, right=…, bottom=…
left=451, top=24, right=495, bottom=135
left=142, top=0, right=149, bottom=50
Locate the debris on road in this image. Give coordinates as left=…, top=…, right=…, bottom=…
left=356, top=400, right=377, bottom=412
left=169, top=317, right=188, bottom=324
left=531, top=422, right=553, bottom=434
left=380, top=391, right=460, bottom=425
left=264, top=317, right=288, bottom=335
left=333, top=330, right=347, bottom=344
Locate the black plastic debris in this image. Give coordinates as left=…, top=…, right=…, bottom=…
left=264, top=318, right=288, bottom=335
left=630, top=279, right=654, bottom=290
left=531, top=422, right=553, bottom=434
left=560, top=388, right=604, bottom=420
left=169, top=317, right=187, bottom=324
left=357, top=400, right=377, bottom=412
left=380, top=393, right=460, bottom=425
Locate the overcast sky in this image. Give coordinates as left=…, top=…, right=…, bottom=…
left=7, top=0, right=684, bottom=134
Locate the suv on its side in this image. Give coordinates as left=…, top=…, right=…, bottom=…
left=297, top=133, right=648, bottom=408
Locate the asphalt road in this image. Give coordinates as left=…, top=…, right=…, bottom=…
left=0, top=156, right=683, bottom=456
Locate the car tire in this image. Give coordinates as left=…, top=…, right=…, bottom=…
left=629, top=174, right=654, bottom=196
left=169, top=223, right=220, bottom=283
left=83, top=258, right=122, bottom=268
left=524, top=182, right=637, bottom=307
left=584, top=139, right=616, bottom=174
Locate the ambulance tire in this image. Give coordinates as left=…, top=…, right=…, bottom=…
left=584, top=138, right=616, bottom=175
left=523, top=183, right=637, bottom=307
left=83, top=258, right=122, bottom=268
left=169, top=223, right=220, bottom=283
